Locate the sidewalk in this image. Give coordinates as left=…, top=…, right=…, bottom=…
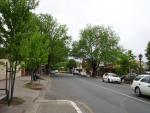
left=0, top=76, right=82, bottom=113
left=0, top=76, right=45, bottom=113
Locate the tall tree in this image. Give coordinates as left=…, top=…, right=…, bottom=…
left=20, top=31, right=48, bottom=81
left=146, top=41, right=150, bottom=70
left=72, top=25, right=120, bottom=77
left=0, top=0, right=38, bottom=101
left=38, top=14, right=70, bottom=73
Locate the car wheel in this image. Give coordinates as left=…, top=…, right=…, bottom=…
left=135, top=87, right=141, bottom=97
left=108, top=79, right=110, bottom=83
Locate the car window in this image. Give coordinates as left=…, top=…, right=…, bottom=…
left=147, top=76, right=150, bottom=83
left=141, top=76, right=150, bottom=83
left=108, top=73, right=117, bottom=77
left=112, top=74, right=117, bottom=77
left=134, top=76, right=144, bottom=81
left=148, top=79, right=150, bottom=84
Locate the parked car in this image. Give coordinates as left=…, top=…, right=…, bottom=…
left=54, top=70, right=59, bottom=73
left=102, top=73, right=121, bottom=83
left=73, top=70, right=80, bottom=75
left=131, top=74, right=150, bottom=96
left=50, top=70, right=59, bottom=75
left=145, top=71, right=150, bottom=75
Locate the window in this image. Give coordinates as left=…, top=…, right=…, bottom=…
left=111, top=74, right=117, bottom=77
left=134, top=76, right=144, bottom=81
left=141, top=76, right=150, bottom=83
left=148, top=79, right=150, bottom=84
left=148, top=77, right=150, bottom=84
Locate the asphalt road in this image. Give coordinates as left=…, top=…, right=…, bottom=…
left=46, top=73, right=150, bottom=113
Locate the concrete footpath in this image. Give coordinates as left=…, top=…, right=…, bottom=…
left=0, top=76, right=82, bottom=113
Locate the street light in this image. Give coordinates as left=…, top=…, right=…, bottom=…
left=138, top=54, right=143, bottom=74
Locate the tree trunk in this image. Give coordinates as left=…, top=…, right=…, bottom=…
left=31, top=70, right=35, bottom=83
left=46, top=54, right=51, bottom=75
left=91, top=62, right=97, bottom=77
left=10, top=61, right=17, bottom=102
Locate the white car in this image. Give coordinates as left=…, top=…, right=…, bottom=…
left=131, top=75, right=150, bottom=96
left=102, top=73, right=121, bottom=83
left=73, top=70, right=80, bottom=75
left=50, top=70, right=59, bottom=74
left=54, top=70, right=59, bottom=73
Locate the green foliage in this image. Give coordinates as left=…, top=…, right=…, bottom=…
left=146, top=41, right=150, bottom=70
left=115, top=53, right=129, bottom=75
left=0, top=0, right=39, bottom=62
left=20, top=32, right=48, bottom=70
left=66, top=59, right=77, bottom=71
left=72, top=25, right=120, bottom=76
left=53, top=62, right=67, bottom=70
left=38, top=14, right=70, bottom=71
left=0, top=47, right=6, bottom=58
left=115, top=50, right=138, bottom=75
left=73, top=25, right=120, bottom=62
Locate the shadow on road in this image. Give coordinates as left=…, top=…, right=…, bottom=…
left=50, top=73, right=75, bottom=79
left=139, top=95, right=150, bottom=100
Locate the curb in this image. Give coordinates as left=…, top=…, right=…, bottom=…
left=36, top=99, right=83, bottom=113
left=33, top=76, right=51, bottom=102
left=25, top=76, right=51, bottom=113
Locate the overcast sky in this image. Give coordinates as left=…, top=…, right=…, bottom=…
left=35, top=0, right=150, bottom=61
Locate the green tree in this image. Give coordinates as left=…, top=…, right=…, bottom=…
left=20, top=32, right=48, bottom=81
left=0, top=0, right=38, bottom=101
left=66, top=59, right=77, bottom=72
left=72, top=25, right=120, bottom=77
left=146, top=41, right=150, bottom=70
left=115, top=50, right=138, bottom=75
left=53, top=61, right=67, bottom=71
left=0, top=47, right=6, bottom=58
left=38, top=14, right=70, bottom=73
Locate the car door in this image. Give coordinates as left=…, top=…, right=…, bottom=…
left=140, top=76, right=150, bottom=95
left=146, top=77, right=150, bottom=96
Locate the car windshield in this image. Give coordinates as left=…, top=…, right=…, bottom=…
left=134, top=75, right=144, bottom=81
left=110, top=74, right=117, bottom=77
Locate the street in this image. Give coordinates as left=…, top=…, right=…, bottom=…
left=46, top=73, right=150, bottom=113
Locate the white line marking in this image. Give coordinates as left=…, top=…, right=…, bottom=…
left=77, top=78, right=150, bottom=105
left=69, top=100, right=83, bottom=113
left=76, top=101, right=94, bottom=113
left=36, top=99, right=83, bottom=113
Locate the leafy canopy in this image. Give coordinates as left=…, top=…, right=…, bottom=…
left=20, top=32, right=48, bottom=70
left=72, top=25, right=120, bottom=64
left=38, top=14, right=70, bottom=69
left=72, top=25, right=120, bottom=76
left=0, top=0, right=38, bottom=62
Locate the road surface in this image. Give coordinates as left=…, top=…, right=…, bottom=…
left=45, top=73, right=150, bottom=113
